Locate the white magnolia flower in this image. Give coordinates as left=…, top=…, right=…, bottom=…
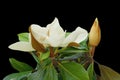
left=8, top=17, right=88, bottom=52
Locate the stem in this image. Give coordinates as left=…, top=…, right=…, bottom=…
left=89, top=46, right=96, bottom=57
left=30, top=52, right=40, bottom=64
left=49, top=47, right=54, bottom=57
left=82, top=54, right=94, bottom=69
left=94, top=60, right=100, bottom=65
left=52, top=58, right=58, bottom=68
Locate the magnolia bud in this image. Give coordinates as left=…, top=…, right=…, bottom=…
left=89, top=18, right=101, bottom=46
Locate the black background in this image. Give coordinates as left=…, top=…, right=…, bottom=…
left=1, top=2, right=120, bottom=79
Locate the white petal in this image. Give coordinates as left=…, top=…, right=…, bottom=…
left=8, top=42, right=35, bottom=52
left=30, top=24, right=48, bottom=44
left=47, top=17, right=65, bottom=37
left=74, top=27, right=88, bottom=43
left=28, top=33, right=31, bottom=43
left=45, top=34, right=65, bottom=47
left=62, top=27, right=88, bottom=46
left=46, top=17, right=65, bottom=47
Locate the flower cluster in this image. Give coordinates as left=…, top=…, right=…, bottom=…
left=4, top=17, right=109, bottom=80
left=9, top=18, right=89, bottom=52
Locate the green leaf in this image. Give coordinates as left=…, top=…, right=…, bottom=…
left=59, top=62, right=89, bottom=80
left=41, top=58, right=52, bottom=67
left=59, top=52, right=85, bottom=61
left=59, top=47, right=88, bottom=54
left=31, top=52, right=40, bottom=64
left=9, top=58, right=33, bottom=72
left=58, top=73, right=63, bottom=80
left=3, top=71, right=31, bottom=80
left=39, top=51, right=50, bottom=61
left=98, top=64, right=120, bottom=80
left=69, top=37, right=88, bottom=51
left=87, top=63, right=94, bottom=80
left=18, top=32, right=29, bottom=42
left=43, top=63, right=58, bottom=80
left=28, top=59, right=56, bottom=80
left=78, top=37, right=88, bottom=50
left=27, top=67, right=45, bottom=80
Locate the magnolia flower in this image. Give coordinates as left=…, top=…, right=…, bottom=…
left=89, top=18, right=101, bottom=56
left=9, top=17, right=88, bottom=52
left=89, top=18, right=101, bottom=46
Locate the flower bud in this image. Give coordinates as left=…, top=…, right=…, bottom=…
left=89, top=18, right=101, bottom=46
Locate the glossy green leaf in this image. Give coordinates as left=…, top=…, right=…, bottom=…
left=27, top=67, right=45, bottom=80
left=98, top=64, right=120, bottom=80
left=39, top=51, right=50, bottom=61
left=40, top=57, right=52, bottom=67
left=3, top=71, right=31, bottom=80
left=18, top=32, right=29, bottom=42
left=9, top=58, right=33, bottom=72
left=43, top=63, right=58, bottom=80
left=87, top=63, right=94, bottom=80
left=58, top=73, right=63, bottom=80
left=28, top=59, right=57, bottom=80
left=59, top=62, right=89, bottom=80
left=59, top=52, right=85, bottom=61
left=59, top=47, right=88, bottom=54
left=78, top=37, right=88, bottom=50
